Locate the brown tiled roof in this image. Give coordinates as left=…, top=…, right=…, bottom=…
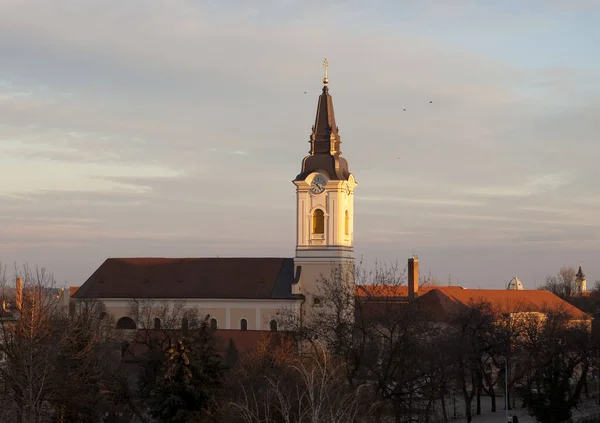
left=122, top=329, right=292, bottom=361
left=69, top=286, right=79, bottom=297
left=416, top=289, right=590, bottom=320
left=74, top=257, right=299, bottom=300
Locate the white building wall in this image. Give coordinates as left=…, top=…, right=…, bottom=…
left=99, top=297, right=302, bottom=331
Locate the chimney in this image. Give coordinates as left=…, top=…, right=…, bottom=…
left=15, top=277, right=23, bottom=310
left=408, top=257, right=419, bottom=299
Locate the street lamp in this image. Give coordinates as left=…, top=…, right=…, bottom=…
left=499, top=356, right=508, bottom=423
left=596, top=347, right=599, bottom=405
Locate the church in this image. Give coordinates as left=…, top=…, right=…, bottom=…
left=73, top=62, right=591, bottom=332
left=73, top=61, right=356, bottom=331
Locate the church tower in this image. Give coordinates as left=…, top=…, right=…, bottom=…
left=292, top=59, right=357, bottom=305
left=575, top=264, right=587, bottom=295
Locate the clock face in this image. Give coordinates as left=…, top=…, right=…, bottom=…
left=310, top=175, right=327, bottom=195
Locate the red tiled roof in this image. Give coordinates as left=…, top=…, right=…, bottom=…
left=355, top=284, right=465, bottom=298
left=69, top=286, right=79, bottom=297
left=355, top=286, right=466, bottom=321
left=74, top=257, right=298, bottom=300
left=416, top=289, right=590, bottom=320
left=355, top=285, right=407, bottom=297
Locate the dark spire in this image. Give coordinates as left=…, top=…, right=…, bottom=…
left=295, top=60, right=350, bottom=181
left=576, top=264, right=585, bottom=280
left=312, top=85, right=341, bottom=155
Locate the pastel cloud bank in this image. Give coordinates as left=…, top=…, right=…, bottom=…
left=0, top=0, right=599, bottom=288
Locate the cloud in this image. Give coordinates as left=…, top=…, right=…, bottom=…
left=519, top=205, right=572, bottom=214
left=0, top=0, right=598, bottom=287
left=573, top=196, right=600, bottom=206
left=357, top=196, right=483, bottom=207
left=425, top=211, right=600, bottom=229
left=0, top=154, right=182, bottom=195
left=457, top=173, right=571, bottom=198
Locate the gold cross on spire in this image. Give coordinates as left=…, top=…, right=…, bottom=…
left=323, top=58, right=329, bottom=85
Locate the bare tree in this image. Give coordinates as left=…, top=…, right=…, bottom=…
left=0, top=263, right=66, bottom=422
left=517, top=308, right=592, bottom=423
left=0, top=263, right=130, bottom=422
left=279, top=261, right=406, bottom=378
left=279, top=261, right=460, bottom=423
left=279, top=265, right=357, bottom=355
left=229, top=351, right=376, bottom=423
left=447, top=300, right=497, bottom=423
left=49, top=298, right=122, bottom=422
left=542, top=266, right=577, bottom=300
left=133, top=299, right=201, bottom=333
left=474, top=300, right=533, bottom=414
left=222, top=327, right=302, bottom=420
left=418, top=326, right=457, bottom=423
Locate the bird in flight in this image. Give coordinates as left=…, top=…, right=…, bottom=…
left=403, top=101, right=433, bottom=112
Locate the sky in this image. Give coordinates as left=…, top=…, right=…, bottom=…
left=1, top=0, right=600, bottom=289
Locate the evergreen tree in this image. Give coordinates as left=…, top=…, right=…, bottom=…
left=145, top=319, right=223, bottom=423
left=224, top=338, right=239, bottom=367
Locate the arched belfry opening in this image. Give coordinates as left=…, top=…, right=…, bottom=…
left=312, top=209, right=325, bottom=234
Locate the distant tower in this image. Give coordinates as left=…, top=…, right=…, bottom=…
left=507, top=276, right=524, bottom=290
left=408, top=257, right=419, bottom=299
left=575, top=264, right=587, bottom=295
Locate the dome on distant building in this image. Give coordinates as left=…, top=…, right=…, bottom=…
left=507, top=277, right=524, bottom=290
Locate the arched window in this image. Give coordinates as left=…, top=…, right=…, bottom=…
left=210, top=318, right=218, bottom=331
left=312, top=209, right=324, bottom=234
left=240, top=319, right=248, bottom=331
left=154, top=317, right=161, bottom=330
left=117, top=317, right=136, bottom=329
left=269, top=320, right=278, bottom=332
left=344, top=210, right=349, bottom=235
left=116, top=316, right=136, bottom=330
